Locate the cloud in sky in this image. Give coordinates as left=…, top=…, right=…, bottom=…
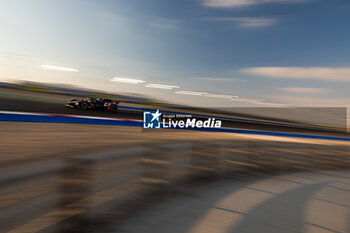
left=241, top=67, right=350, bottom=81
left=202, top=0, right=312, bottom=8
left=205, top=17, right=278, bottom=28
left=277, top=87, right=328, bottom=94
left=272, top=96, right=350, bottom=107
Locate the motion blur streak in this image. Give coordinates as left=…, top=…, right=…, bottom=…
left=145, top=83, right=180, bottom=89
left=1, top=0, right=350, bottom=232
left=175, top=90, right=209, bottom=96
left=2, top=111, right=350, bottom=142
left=1, top=136, right=350, bottom=233
left=40, top=65, right=79, bottom=72
left=0, top=111, right=142, bottom=127
left=204, top=93, right=237, bottom=99
left=1, top=96, right=350, bottom=233
left=110, top=77, right=146, bottom=84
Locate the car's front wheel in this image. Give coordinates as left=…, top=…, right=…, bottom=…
left=110, top=105, right=118, bottom=113
left=80, top=102, right=89, bottom=110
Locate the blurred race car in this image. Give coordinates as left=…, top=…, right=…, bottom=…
left=65, top=97, right=119, bottom=112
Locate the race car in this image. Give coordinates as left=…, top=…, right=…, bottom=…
left=65, top=97, right=119, bottom=112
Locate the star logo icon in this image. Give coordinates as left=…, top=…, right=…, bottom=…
left=151, top=109, right=161, bottom=122
left=143, top=109, right=162, bottom=129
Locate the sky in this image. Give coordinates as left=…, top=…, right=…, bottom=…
left=1, top=0, right=350, bottom=107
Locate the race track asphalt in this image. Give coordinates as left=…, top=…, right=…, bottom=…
left=0, top=95, right=142, bottom=119
left=1, top=94, right=350, bottom=138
